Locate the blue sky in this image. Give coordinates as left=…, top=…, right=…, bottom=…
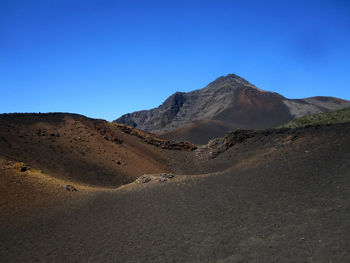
left=1, top=0, right=350, bottom=120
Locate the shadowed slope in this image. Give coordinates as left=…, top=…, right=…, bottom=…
left=0, top=157, right=95, bottom=221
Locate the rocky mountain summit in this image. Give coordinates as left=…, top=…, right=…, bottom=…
left=115, top=74, right=350, bottom=143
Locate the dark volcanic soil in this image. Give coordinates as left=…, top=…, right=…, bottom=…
left=1, top=118, right=350, bottom=262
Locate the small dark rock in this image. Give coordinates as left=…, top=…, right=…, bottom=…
left=20, top=167, right=28, bottom=172
left=36, top=128, right=48, bottom=136
left=113, top=138, right=123, bottom=144
left=64, top=185, right=77, bottom=192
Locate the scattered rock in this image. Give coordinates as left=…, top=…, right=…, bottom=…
left=157, top=173, right=174, bottom=182
left=116, top=161, right=121, bottom=165
left=4, top=161, right=13, bottom=169
left=36, top=128, right=48, bottom=136
left=19, top=163, right=31, bottom=172
left=136, top=173, right=175, bottom=184
left=64, top=185, right=77, bottom=192
left=113, top=124, right=196, bottom=151
left=136, top=175, right=151, bottom=184
left=103, top=135, right=123, bottom=144
left=195, top=129, right=257, bottom=159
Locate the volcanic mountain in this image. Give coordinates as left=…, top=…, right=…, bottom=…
left=115, top=74, right=350, bottom=144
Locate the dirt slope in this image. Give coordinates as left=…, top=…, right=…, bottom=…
left=1, top=120, right=350, bottom=262
left=160, top=119, right=237, bottom=144
left=0, top=157, right=95, bottom=221
left=0, top=113, right=194, bottom=188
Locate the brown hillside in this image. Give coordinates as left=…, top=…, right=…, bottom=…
left=213, top=87, right=292, bottom=128
left=161, top=87, right=293, bottom=144
left=0, top=113, right=194, bottom=188
left=161, top=119, right=236, bottom=144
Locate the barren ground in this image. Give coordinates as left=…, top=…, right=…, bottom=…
left=1, top=115, right=350, bottom=262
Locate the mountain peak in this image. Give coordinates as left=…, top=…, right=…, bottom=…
left=209, top=73, right=246, bottom=84
left=114, top=74, right=350, bottom=143
left=205, top=73, right=260, bottom=91
left=221, top=73, right=244, bottom=80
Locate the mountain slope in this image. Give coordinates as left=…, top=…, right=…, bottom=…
left=115, top=74, right=350, bottom=144
left=161, top=119, right=237, bottom=145
left=277, top=105, right=350, bottom=128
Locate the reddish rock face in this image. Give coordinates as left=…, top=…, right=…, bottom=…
left=115, top=74, right=350, bottom=144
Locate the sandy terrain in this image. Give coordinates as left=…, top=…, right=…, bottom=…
left=1, top=114, right=350, bottom=262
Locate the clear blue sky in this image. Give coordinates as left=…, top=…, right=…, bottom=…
left=1, top=0, right=350, bottom=120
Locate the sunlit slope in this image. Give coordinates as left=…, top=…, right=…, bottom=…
left=0, top=113, right=176, bottom=187
left=277, top=106, right=350, bottom=128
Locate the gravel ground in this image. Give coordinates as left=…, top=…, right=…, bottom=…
left=1, top=123, right=350, bottom=262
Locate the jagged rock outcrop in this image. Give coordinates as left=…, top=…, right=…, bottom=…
left=115, top=74, right=350, bottom=144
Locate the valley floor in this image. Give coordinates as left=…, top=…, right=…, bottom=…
left=1, top=123, right=350, bottom=262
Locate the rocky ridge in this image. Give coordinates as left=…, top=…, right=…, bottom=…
left=115, top=74, right=350, bottom=144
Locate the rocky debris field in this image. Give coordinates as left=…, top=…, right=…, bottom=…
left=114, top=123, right=196, bottom=151
left=195, top=124, right=333, bottom=160
left=136, top=173, right=175, bottom=184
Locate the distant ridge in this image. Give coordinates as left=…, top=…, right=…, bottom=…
left=115, top=74, right=350, bottom=144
